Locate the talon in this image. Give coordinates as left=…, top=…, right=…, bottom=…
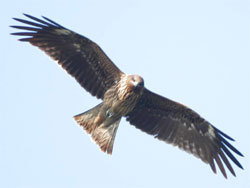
left=106, top=110, right=113, bottom=118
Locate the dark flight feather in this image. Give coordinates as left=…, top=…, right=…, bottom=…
left=126, top=88, right=243, bottom=178
left=11, top=14, right=122, bottom=99
left=11, top=14, right=243, bottom=178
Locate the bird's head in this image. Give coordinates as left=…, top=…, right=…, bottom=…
left=128, top=74, right=144, bottom=93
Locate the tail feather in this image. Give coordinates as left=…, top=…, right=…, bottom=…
left=74, top=103, right=121, bottom=154
left=92, top=119, right=120, bottom=154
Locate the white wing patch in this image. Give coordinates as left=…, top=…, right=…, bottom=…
left=55, top=28, right=72, bottom=35
left=206, top=125, right=216, bottom=139
left=73, top=43, right=81, bottom=52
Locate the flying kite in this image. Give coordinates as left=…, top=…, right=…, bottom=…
left=11, top=14, right=243, bottom=178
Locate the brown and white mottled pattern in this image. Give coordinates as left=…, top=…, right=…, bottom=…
left=103, top=74, right=144, bottom=117
left=126, top=89, right=244, bottom=178
left=74, top=103, right=121, bottom=154
left=12, top=14, right=243, bottom=178
left=11, top=14, right=122, bottom=99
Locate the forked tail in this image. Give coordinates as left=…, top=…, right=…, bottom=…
left=74, top=103, right=121, bottom=154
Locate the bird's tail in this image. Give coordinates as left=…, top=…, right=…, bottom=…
left=74, top=103, right=121, bottom=154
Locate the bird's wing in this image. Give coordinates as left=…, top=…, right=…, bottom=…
left=126, top=88, right=243, bottom=178
left=11, top=14, right=123, bottom=99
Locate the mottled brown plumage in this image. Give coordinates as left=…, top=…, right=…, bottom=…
left=11, top=14, right=243, bottom=178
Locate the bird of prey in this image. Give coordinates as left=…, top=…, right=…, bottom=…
left=11, top=14, right=243, bottom=178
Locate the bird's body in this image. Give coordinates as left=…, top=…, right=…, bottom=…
left=103, top=74, right=144, bottom=117
left=11, top=14, right=243, bottom=178
left=74, top=74, right=144, bottom=153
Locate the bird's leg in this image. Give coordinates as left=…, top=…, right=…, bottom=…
left=106, top=109, right=114, bottom=118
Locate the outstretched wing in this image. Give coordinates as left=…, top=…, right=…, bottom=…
left=11, top=14, right=123, bottom=99
left=126, top=88, right=243, bottom=178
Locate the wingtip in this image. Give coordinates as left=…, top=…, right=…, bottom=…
left=237, top=163, right=244, bottom=170
left=238, top=151, right=244, bottom=157
left=41, top=15, right=49, bottom=21
left=23, top=13, right=32, bottom=18
left=221, top=169, right=228, bottom=179
left=9, top=25, right=22, bottom=29
left=10, top=32, right=18, bottom=35
left=213, top=126, right=235, bottom=141
left=12, top=17, right=20, bottom=22
left=234, top=143, right=244, bottom=157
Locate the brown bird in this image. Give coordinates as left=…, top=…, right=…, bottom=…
left=11, top=14, right=243, bottom=178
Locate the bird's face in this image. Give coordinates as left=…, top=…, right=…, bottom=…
left=129, top=75, right=144, bottom=93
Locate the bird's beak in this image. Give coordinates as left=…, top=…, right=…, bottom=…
left=136, top=82, right=144, bottom=87
left=133, top=81, right=144, bottom=91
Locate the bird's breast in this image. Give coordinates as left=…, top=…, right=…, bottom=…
left=103, top=86, right=141, bottom=117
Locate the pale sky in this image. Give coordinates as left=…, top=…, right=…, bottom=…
left=1, top=0, right=249, bottom=187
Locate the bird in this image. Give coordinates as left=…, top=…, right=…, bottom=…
left=11, top=14, right=243, bottom=178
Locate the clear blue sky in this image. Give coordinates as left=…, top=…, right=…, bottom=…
left=1, top=0, right=249, bottom=187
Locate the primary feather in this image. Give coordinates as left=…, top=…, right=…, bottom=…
left=11, top=14, right=243, bottom=178
left=11, top=14, right=122, bottom=99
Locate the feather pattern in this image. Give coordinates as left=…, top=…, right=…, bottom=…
left=11, top=14, right=243, bottom=179
left=11, top=14, right=123, bottom=99
left=126, top=88, right=243, bottom=178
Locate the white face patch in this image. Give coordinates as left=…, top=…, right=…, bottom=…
left=55, top=28, right=72, bottom=35
left=132, top=80, right=139, bottom=87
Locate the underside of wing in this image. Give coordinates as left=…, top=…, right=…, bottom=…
left=126, top=88, right=243, bottom=178
left=11, top=14, right=123, bottom=99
